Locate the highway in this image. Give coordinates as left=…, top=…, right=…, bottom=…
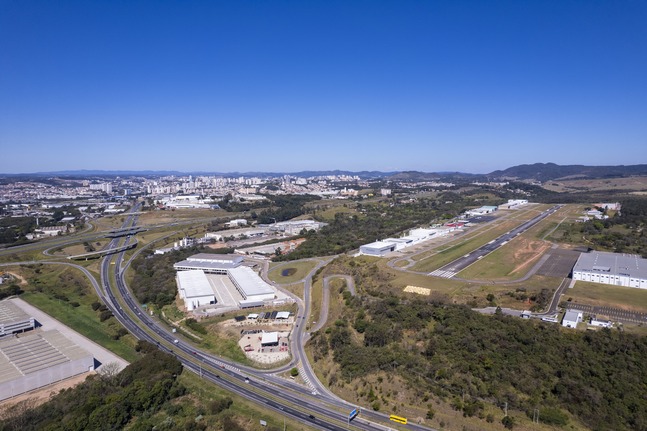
left=429, top=205, right=562, bottom=279
left=95, top=205, right=435, bottom=431
left=0, top=202, right=435, bottom=430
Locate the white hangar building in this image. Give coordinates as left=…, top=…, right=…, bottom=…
left=0, top=330, right=94, bottom=401
left=359, top=241, right=398, bottom=257
left=176, top=270, right=215, bottom=311
left=572, top=251, right=647, bottom=289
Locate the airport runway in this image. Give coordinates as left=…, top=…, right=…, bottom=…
left=429, top=205, right=562, bottom=279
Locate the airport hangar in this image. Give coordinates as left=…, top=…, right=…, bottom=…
left=174, top=253, right=276, bottom=310
left=572, top=250, right=647, bottom=289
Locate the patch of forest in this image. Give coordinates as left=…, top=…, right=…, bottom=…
left=274, top=197, right=467, bottom=260
left=563, top=198, right=647, bottom=257
left=311, top=284, right=647, bottom=430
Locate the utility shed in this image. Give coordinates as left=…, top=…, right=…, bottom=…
left=176, top=269, right=216, bottom=311
left=0, top=330, right=94, bottom=401
left=0, top=300, right=36, bottom=337
left=562, top=310, right=583, bottom=328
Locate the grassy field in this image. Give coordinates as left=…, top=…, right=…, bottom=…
left=566, top=281, right=647, bottom=312
left=542, top=176, right=647, bottom=193
left=268, top=260, right=318, bottom=284
left=21, top=292, right=138, bottom=362
left=409, top=207, right=547, bottom=269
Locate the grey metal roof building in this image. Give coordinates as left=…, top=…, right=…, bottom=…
left=228, top=266, right=275, bottom=304
left=572, top=251, right=647, bottom=289
left=0, top=330, right=94, bottom=401
left=174, top=253, right=243, bottom=274
left=0, top=300, right=36, bottom=337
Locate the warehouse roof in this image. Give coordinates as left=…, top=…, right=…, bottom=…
left=0, top=300, right=31, bottom=327
left=228, top=266, right=275, bottom=298
left=0, top=330, right=92, bottom=384
left=573, top=251, right=647, bottom=280
left=177, top=270, right=213, bottom=298
left=360, top=241, right=397, bottom=251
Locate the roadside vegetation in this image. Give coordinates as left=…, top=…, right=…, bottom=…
left=309, top=266, right=647, bottom=430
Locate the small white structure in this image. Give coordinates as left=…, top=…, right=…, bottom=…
left=562, top=310, right=583, bottom=328
left=176, top=270, right=215, bottom=311
left=276, top=311, right=290, bottom=320
left=225, top=219, right=248, bottom=228
left=589, top=318, right=613, bottom=328
left=260, top=331, right=279, bottom=347
left=498, top=199, right=529, bottom=210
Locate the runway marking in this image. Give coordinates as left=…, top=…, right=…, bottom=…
left=429, top=269, right=456, bottom=278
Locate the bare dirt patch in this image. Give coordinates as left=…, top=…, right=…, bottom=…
left=509, top=240, right=552, bottom=275
left=4, top=271, right=28, bottom=285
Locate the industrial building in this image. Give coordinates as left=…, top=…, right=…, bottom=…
left=0, top=330, right=94, bottom=401
left=465, top=206, right=498, bottom=216
left=359, top=241, right=398, bottom=257
left=174, top=254, right=276, bottom=310
left=498, top=199, right=529, bottom=210
left=228, top=266, right=276, bottom=307
left=267, top=220, right=327, bottom=235
left=0, top=300, right=36, bottom=337
left=174, top=253, right=244, bottom=274
left=205, top=227, right=265, bottom=242
left=572, top=251, right=647, bottom=289
left=176, top=270, right=216, bottom=311
left=358, top=227, right=455, bottom=257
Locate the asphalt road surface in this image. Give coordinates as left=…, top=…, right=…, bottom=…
left=429, top=205, right=562, bottom=278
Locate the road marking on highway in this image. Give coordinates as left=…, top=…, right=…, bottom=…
left=298, top=365, right=318, bottom=393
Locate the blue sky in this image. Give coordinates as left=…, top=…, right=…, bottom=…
left=1, top=1, right=646, bottom=174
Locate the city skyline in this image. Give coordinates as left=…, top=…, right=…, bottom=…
left=2, top=1, right=646, bottom=174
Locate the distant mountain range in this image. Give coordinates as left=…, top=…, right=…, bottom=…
left=486, top=163, right=647, bottom=182
left=2, top=163, right=647, bottom=182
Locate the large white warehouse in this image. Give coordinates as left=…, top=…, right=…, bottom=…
left=175, top=253, right=277, bottom=310
left=0, top=330, right=94, bottom=401
left=572, top=251, right=647, bottom=289
left=176, top=270, right=216, bottom=311
left=174, top=253, right=244, bottom=274
left=228, top=266, right=276, bottom=307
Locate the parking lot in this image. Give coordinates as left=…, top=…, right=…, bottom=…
left=536, top=248, right=581, bottom=278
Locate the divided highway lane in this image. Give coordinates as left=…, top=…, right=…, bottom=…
left=99, top=206, right=436, bottom=431
left=430, top=205, right=563, bottom=279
